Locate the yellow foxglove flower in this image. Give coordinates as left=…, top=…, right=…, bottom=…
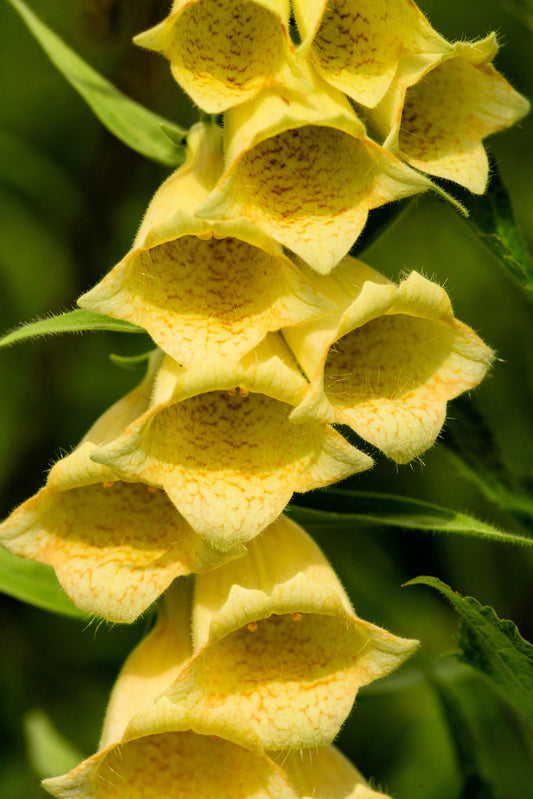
left=292, top=0, right=446, bottom=108
left=133, top=0, right=297, bottom=113
left=126, top=516, right=418, bottom=752
left=44, top=585, right=299, bottom=799
left=90, top=336, right=373, bottom=550
left=284, top=258, right=493, bottom=463
left=79, top=123, right=333, bottom=368
left=370, top=33, right=529, bottom=193
left=0, top=354, right=241, bottom=623
left=197, top=65, right=431, bottom=274
left=274, top=745, right=392, bottom=799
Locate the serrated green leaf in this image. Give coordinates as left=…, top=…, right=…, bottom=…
left=460, top=164, right=533, bottom=291
left=0, top=309, right=145, bottom=348
left=0, top=546, right=85, bottom=619
left=406, top=576, right=533, bottom=726
left=430, top=669, right=533, bottom=799
left=6, top=0, right=186, bottom=166
left=24, top=711, right=84, bottom=779
left=288, top=489, right=533, bottom=547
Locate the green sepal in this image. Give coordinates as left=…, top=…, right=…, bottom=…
left=109, top=350, right=155, bottom=369
left=289, top=489, right=533, bottom=547
left=406, top=576, right=533, bottom=727
left=0, top=309, right=145, bottom=348
left=0, top=546, right=85, bottom=619
left=6, top=0, right=186, bottom=166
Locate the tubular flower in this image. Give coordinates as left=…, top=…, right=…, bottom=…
left=79, top=123, right=333, bottom=368
left=197, top=64, right=431, bottom=274
left=292, top=0, right=447, bottom=108
left=369, top=33, right=530, bottom=193
left=284, top=258, right=494, bottom=463
left=98, top=519, right=417, bottom=753
left=90, top=336, right=373, bottom=551
left=274, top=745, right=392, bottom=799
left=44, top=575, right=400, bottom=798
left=133, top=0, right=298, bottom=113
left=0, top=354, right=242, bottom=623
left=43, top=584, right=299, bottom=799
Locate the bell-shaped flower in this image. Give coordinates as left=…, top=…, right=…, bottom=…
left=197, top=65, right=431, bottom=274
left=133, top=0, right=298, bottom=113
left=274, top=745, right=392, bottom=798
left=284, top=258, right=494, bottom=463
left=0, top=354, right=242, bottom=623
left=79, top=122, right=333, bottom=368
left=292, top=0, right=447, bottom=109
left=90, top=335, right=373, bottom=551
left=369, top=33, right=530, bottom=193
left=43, top=583, right=299, bottom=799
left=123, top=515, right=418, bottom=752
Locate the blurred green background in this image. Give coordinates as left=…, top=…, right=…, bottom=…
left=1, top=1, right=532, bottom=797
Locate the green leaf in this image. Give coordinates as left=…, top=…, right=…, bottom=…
left=5, top=0, right=186, bottom=166
left=460, top=164, right=533, bottom=291
left=406, top=576, right=533, bottom=726
left=429, top=668, right=533, bottom=798
left=0, top=309, right=145, bottom=348
left=24, top=710, right=84, bottom=779
left=443, top=396, right=533, bottom=520
left=0, top=546, right=85, bottom=619
left=289, top=489, right=533, bottom=547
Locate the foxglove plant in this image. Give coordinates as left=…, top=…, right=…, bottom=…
left=1, top=1, right=530, bottom=797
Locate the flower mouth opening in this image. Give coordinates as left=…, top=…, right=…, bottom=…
left=236, top=126, right=373, bottom=225
left=170, top=0, right=287, bottom=108
left=91, top=731, right=286, bottom=798
left=139, top=236, right=292, bottom=321
left=312, top=0, right=406, bottom=106
left=323, top=314, right=454, bottom=407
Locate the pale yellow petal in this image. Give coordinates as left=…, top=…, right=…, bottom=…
left=398, top=50, right=530, bottom=192
left=275, top=746, right=391, bottom=799
left=134, top=0, right=295, bottom=113
left=0, top=356, right=241, bottom=623
left=100, top=580, right=193, bottom=748
left=192, top=514, right=354, bottom=649
left=372, top=35, right=530, bottom=193
left=286, top=264, right=494, bottom=462
left=79, top=124, right=332, bottom=365
left=0, top=479, right=238, bottom=623
left=43, top=732, right=298, bottom=799
left=91, top=344, right=372, bottom=549
left=293, top=0, right=447, bottom=107
left=198, top=67, right=430, bottom=273
left=128, top=517, right=417, bottom=751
